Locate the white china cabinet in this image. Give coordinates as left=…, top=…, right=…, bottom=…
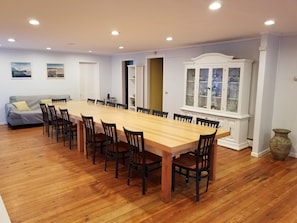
left=181, top=53, right=253, bottom=150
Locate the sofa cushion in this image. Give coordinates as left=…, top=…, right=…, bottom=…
left=12, top=101, right=31, bottom=111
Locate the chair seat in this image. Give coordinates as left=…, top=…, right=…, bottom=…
left=117, top=141, right=129, bottom=153
left=173, top=153, right=196, bottom=169
left=93, top=132, right=106, bottom=142
left=143, top=151, right=162, bottom=165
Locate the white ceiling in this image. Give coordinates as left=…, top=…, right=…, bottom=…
left=0, top=0, right=296, bottom=55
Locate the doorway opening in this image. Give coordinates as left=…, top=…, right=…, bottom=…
left=122, top=60, right=134, bottom=104
left=147, top=57, right=164, bottom=111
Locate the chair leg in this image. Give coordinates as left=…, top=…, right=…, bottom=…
left=104, top=147, right=108, bottom=172
left=92, top=145, right=96, bottom=164
left=142, top=164, right=146, bottom=195
left=122, top=153, right=125, bottom=165
left=69, top=132, right=72, bottom=150
left=206, top=174, right=210, bottom=192
left=115, top=152, right=119, bottom=178
left=56, top=126, right=59, bottom=142
left=186, top=170, right=189, bottom=183
left=196, top=173, right=200, bottom=202
left=127, top=163, right=131, bottom=186
left=47, top=124, right=50, bottom=137
left=172, top=165, right=175, bottom=192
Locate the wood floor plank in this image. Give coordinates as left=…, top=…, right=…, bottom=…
left=0, top=124, right=296, bottom=222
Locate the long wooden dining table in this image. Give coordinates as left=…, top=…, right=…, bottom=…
left=56, top=100, right=230, bottom=203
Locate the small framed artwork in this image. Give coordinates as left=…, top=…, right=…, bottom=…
left=11, top=62, right=32, bottom=79
left=47, top=63, right=64, bottom=78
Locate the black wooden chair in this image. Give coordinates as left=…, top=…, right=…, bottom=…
left=152, top=109, right=168, bottom=118
left=196, top=117, right=220, bottom=128
left=87, top=98, right=96, bottom=103
left=96, top=99, right=105, bottom=105
left=59, top=108, right=77, bottom=150
left=48, top=105, right=64, bottom=142
left=116, top=103, right=128, bottom=109
left=81, top=114, right=108, bottom=164
left=106, top=101, right=116, bottom=107
left=40, top=103, right=52, bottom=137
left=172, top=130, right=217, bottom=201
left=101, top=120, right=129, bottom=178
left=52, top=98, right=67, bottom=103
left=173, top=113, right=193, bottom=123
left=123, top=127, right=162, bottom=194
left=136, top=107, right=150, bottom=114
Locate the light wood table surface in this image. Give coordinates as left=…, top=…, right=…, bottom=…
left=56, top=101, right=230, bottom=202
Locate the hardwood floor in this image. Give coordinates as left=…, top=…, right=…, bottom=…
left=0, top=125, right=296, bottom=223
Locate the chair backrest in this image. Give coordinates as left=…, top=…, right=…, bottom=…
left=59, top=108, right=70, bottom=122
left=40, top=103, right=49, bottom=122
left=59, top=108, right=72, bottom=132
left=106, top=101, right=116, bottom=107
left=136, top=107, right=150, bottom=114
left=81, top=114, right=96, bottom=142
left=196, top=117, right=220, bottom=128
left=116, top=103, right=128, bottom=109
left=173, top=113, right=193, bottom=123
left=87, top=98, right=95, bottom=103
left=101, top=120, right=118, bottom=145
left=96, top=99, right=105, bottom=105
left=48, top=105, right=58, bottom=121
left=123, top=127, right=145, bottom=164
left=152, top=109, right=168, bottom=118
left=195, top=130, right=217, bottom=171
left=52, top=98, right=67, bottom=103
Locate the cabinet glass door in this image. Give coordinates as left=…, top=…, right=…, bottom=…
left=185, top=68, right=195, bottom=106
left=198, top=68, right=209, bottom=108
left=226, top=68, right=240, bottom=112
left=211, top=68, right=223, bottom=110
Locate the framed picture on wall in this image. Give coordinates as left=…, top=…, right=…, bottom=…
left=47, top=63, right=64, bottom=78
left=11, top=62, right=32, bottom=79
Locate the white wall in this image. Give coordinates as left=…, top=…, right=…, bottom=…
left=272, top=36, right=297, bottom=157
left=0, top=49, right=111, bottom=124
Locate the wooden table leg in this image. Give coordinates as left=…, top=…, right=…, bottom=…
left=76, top=120, right=84, bottom=153
left=210, top=139, right=218, bottom=181
left=161, top=151, right=172, bottom=203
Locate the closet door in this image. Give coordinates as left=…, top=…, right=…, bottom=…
left=79, top=62, right=100, bottom=101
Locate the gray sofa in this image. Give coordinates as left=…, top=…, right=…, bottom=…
left=5, top=95, right=71, bottom=127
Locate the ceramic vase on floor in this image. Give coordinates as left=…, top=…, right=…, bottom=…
left=269, top=128, right=292, bottom=161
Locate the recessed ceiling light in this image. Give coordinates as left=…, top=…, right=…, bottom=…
left=264, top=19, right=275, bottom=26
left=29, top=19, right=40, bottom=25
left=166, top=36, right=173, bottom=41
left=111, top=30, right=120, bottom=36
left=88, top=50, right=93, bottom=53
left=46, top=47, right=51, bottom=50
left=209, top=1, right=222, bottom=10
left=8, top=38, right=15, bottom=42
left=118, top=46, right=124, bottom=49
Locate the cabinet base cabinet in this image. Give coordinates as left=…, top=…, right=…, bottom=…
left=181, top=109, right=250, bottom=150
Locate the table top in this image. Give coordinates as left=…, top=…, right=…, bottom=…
left=57, top=101, right=230, bottom=155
